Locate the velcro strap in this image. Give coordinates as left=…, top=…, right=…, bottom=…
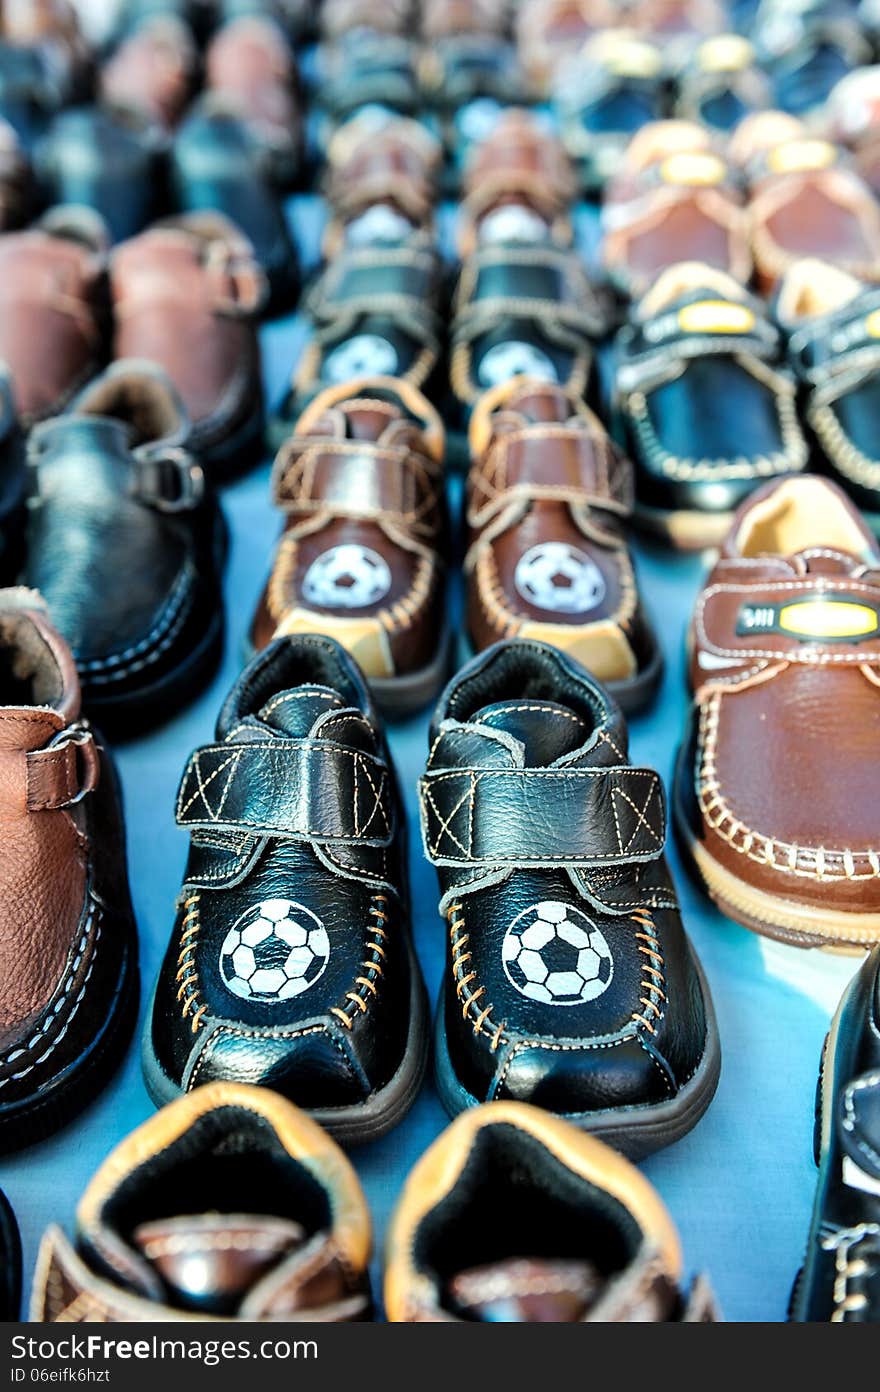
left=789, top=297, right=880, bottom=384
left=133, top=447, right=205, bottom=512
left=308, top=247, right=438, bottom=321
left=177, top=740, right=395, bottom=845
left=25, top=726, right=100, bottom=811
left=271, top=439, right=439, bottom=526
left=697, top=579, right=880, bottom=665
left=456, top=247, right=606, bottom=336
left=617, top=299, right=778, bottom=392
left=419, top=765, right=665, bottom=867
left=469, top=424, right=633, bottom=525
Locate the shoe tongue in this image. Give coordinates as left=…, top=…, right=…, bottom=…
left=131, top=1213, right=305, bottom=1317
left=475, top=700, right=589, bottom=765
left=256, top=684, right=345, bottom=737
left=342, top=399, right=402, bottom=443
left=447, top=1258, right=603, bottom=1322
left=496, top=381, right=578, bottom=426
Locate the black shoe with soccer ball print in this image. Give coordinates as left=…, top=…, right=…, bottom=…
left=419, top=639, right=720, bottom=1160
left=143, top=635, right=429, bottom=1146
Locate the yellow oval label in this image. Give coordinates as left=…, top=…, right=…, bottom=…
left=866, top=309, right=880, bottom=338
left=596, top=34, right=662, bottom=78
left=698, top=34, right=754, bottom=73
left=778, top=600, right=879, bottom=639
left=678, top=300, right=756, bottom=334
left=660, top=151, right=726, bottom=187
left=768, top=138, right=836, bottom=174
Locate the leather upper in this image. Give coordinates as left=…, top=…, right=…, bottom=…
left=419, top=640, right=712, bottom=1117
left=36, top=106, right=162, bottom=245
left=111, top=214, right=265, bottom=466
left=23, top=363, right=224, bottom=720
left=616, top=261, right=808, bottom=518
left=204, top=15, right=302, bottom=186
left=0, top=588, right=135, bottom=1112
left=458, top=107, right=576, bottom=254
left=684, top=474, right=880, bottom=927
left=148, top=636, right=422, bottom=1111
left=252, top=378, right=447, bottom=684
left=794, top=948, right=880, bottom=1322
left=385, top=1102, right=717, bottom=1322
left=324, top=112, right=441, bottom=241
left=464, top=378, right=657, bottom=687
left=33, top=1083, right=372, bottom=1321
left=99, top=14, right=196, bottom=129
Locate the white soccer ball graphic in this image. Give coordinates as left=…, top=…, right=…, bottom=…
left=501, top=901, right=614, bottom=1006
left=514, top=542, right=606, bottom=614
left=303, top=544, right=391, bottom=610
left=477, top=340, right=558, bottom=388
left=323, top=333, right=399, bottom=382
left=220, top=900, right=330, bottom=1004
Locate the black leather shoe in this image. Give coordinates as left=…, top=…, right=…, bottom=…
left=777, top=258, right=880, bottom=521
left=615, top=260, right=809, bottom=549
left=23, top=362, right=226, bottom=735
left=171, top=103, right=299, bottom=315
left=676, top=34, right=770, bottom=132
left=0, top=1187, right=21, bottom=1319
left=418, top=639, right=720, bottom=1159
left=791, top=947, right=880, bottom=1322
left=35, top=106, right=166, bottom=245
left=272, top=227, right=443, bottom=447
left=143, top=634, right=429, bottom=1145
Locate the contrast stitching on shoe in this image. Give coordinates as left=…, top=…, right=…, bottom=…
left=328, top=895, right=389, bottom=1030
left=447, top=902, right=507, bottom=1050
left=76, top=566, right=197, bottom=683
left=176, top=894, right=207, bottom=1034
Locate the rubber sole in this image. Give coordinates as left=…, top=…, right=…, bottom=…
left=0, top=934, right=139, bottom=1155
left=142, top=940, right=430, bottom=1148
left=634, top=501, right=732, bottom=552
left=432, top=952, right=721, bottom=1162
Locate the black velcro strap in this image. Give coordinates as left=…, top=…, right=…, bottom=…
left=419, top=765, right=665, bottom=867
left=177, top=740, right=394, bottom=846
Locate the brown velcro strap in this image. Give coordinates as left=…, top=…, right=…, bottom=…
left=696, top=577, right=880, bottom=666
left=468, top=424, right=633, bottom=527
left=26, top=726, right=100, bottom=811
left=271, top=440, right=441, bottom=531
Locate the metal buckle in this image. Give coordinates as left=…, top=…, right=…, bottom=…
left=136, top=448, right=205, bottom=513
left=46, top=722, right=100, bottom=806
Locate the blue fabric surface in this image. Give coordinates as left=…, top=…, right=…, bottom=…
left=0, top=197, right=861, bottom=1323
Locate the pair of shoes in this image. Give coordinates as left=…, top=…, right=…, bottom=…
left=144, top=631, right=718, bottom=1157
left=792, top=946, right=880, bottom=1322
left=31, top=1085, right=716, bottom=1322
left=616, top=251, right=880, bottom=547
left=676, top=472, right=880, bottom=951
left=0, top=208, right=265, bottom=483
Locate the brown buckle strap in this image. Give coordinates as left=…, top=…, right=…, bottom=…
left=271, top=440, right=441, bottom=533
left=26, top=724, right=100, bottom=811
left=468, top=423, right=633, bottom=527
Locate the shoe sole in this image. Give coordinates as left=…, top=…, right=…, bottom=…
left=141, top=938, right=430, bottom=1148
left=0, top=934, right=139, bottom=1155
left=634, top=502, right=733, bottom=552
left=432, top=951, right=721, bottom=1162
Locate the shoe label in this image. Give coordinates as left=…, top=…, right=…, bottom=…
left=323, top=334, right=399, bottom=382
left=678, top=300, right=756, bottom=335
left=736, top=596, right=880, bottom=641
left=659, top=151, right=726, bottom=187
left=514, top=542, right=606, bottom=614
left=477, top=341, right=558, bottom=387
left=501, top=902, right=614, bottom=1006
left=303, top=545, right=392, bottom=610
left=767, top=138, right=836, bottom=175
left=866, top=309, right=880, bottom=339
left=220, top=900, right=330, bottom=1004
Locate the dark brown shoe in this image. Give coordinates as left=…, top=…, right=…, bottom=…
left=0, top=588, right=138, bottom=1153
left=250, top=377, right=449, bottom=716
left=465, top=378, right=661, bottom=711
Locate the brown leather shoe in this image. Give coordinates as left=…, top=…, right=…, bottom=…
left=205, top=15, right=303, bottom=186
left=32, top=1083, right=372, bottom=1321
left=675, top=474, right=880, bottom=951
left=0, top=588, right=138, bottom=1152
left=323, top=112, right=441, bottom=250
left=602, top=120, right=751, bottom=299
left=0, top=211, right=106, bottom=427
left=734, top=112, right=880, bottom=292
left=250, top=377, right=449, bottom=716
left=465, top=378, right=661, bottom=711
left=111, top=213, right=266, bottom=479
left=385, top=1102, right=718, bottom=1322
left=516, top=0, right=618, bottom=98
left=100, top=15, right=197, bottom=130
left=458, top=107, right=576, bottom=255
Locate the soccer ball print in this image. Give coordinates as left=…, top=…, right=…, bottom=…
left=220, top=900, right=330, bottom=1004
left=514, top=542, right=606, bottom=614
left=302, top=543, right=392, bottom=610
left=501, top=901, right=614, bottom=1006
